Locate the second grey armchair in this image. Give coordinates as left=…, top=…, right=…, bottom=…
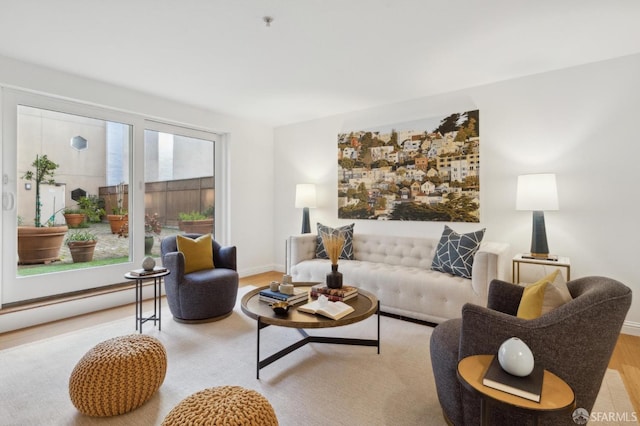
left=430, top=276, right=632, bottom=425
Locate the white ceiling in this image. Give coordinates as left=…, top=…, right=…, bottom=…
left=1, top=0, right=639, bottom=127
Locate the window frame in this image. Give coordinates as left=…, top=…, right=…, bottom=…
left=1, top=88, right=222, bottom=306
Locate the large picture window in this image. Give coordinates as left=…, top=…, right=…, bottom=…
left=1, top=90, right=219, bottom=305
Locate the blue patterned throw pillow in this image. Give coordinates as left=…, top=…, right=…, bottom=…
left=315, top=223, right=355, bottom=260
left=431, top=225, right=486, bottom=279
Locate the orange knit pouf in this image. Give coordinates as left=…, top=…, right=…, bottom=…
left=69, top=334, right=167, bottom=417
left=162, top=386, right=278, bottom=426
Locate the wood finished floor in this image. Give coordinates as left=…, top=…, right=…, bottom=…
left=1, top=271, right=638, bottom=415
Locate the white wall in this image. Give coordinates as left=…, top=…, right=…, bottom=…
left=274, top=53, right=640, bottom=334
left=0, top=55, right=275, bottom=330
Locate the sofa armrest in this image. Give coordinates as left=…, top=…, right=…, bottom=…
left=288, top=234, right=317, bottom=272
left=217, top=245, right=237, bottom=271
left=470, top=242, right=510, bottom=299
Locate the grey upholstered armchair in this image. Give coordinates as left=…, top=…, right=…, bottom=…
left=160, top=233, right=239, bottom=323
left=430, top=276, right=632, bottom=425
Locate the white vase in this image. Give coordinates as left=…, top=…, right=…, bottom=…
left=498, top=337, right=535, bottom=377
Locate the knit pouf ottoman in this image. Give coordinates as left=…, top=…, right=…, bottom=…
left=162, top=386, right=278, bottom=426
left=69, top=334, right=167, bottom=417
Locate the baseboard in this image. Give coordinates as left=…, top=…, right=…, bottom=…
left=621, top=320, right=640, bottom=336
left=0, top=283, right=159, bottom=334
left=238, top=264, right=282, bottom=278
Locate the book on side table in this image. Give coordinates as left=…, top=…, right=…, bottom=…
left=129, top=267, right=168, bottom=277
left=482, top=355, right=544, bottom=402
left=298, top=299, right=355, bottom=320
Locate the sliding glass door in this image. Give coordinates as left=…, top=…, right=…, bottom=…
left=1, top=91, right=134, bottom=303
left=1, top=89, right=219, bottom=306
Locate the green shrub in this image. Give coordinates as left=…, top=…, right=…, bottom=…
left=78, top=195, right=105, bottom=222
left=178, top=211, right=208, bottom=221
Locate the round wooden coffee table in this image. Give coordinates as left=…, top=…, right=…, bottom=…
left=241, top=283, right=380, bottom=379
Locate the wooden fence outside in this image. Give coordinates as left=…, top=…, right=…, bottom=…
left=99, top=177, right=214, bottom=227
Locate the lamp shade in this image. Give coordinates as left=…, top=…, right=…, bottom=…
left=516, top=174, right=559, bottom=211
left=295, top=184, right=317, bottom=208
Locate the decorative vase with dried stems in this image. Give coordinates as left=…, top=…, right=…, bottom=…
left=322, top=232, right=345, bottom=289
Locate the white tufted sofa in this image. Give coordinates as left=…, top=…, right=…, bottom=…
left=288, top=233, right=510, bottom=324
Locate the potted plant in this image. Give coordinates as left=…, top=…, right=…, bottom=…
left=18, top=155, right=69, bottom=264
left=77, top=195, right=106, bottom=223
left=63, top=206, right=87, bottom=228
left=144, top=213, right=162, bottom=255
left=107, top=182, right=128, bottom=234
left=178, top=209, right=213, bottom=234
left=65, top=230, right=97, bottom=263
left=116, top=213, right=161, bottom=255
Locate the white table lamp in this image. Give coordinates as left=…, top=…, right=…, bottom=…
left=516, top=173, right=559, bottom=259
left=295, top=183, right=317, bottom=234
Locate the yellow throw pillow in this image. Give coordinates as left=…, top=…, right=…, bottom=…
left=176, top=234, right=214, bottom=274
left=517, top=277, right=549, bottom=319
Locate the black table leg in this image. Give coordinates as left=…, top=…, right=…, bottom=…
left=135, top=279, right=139, bottom=331
left=158, top=277, right=162, bottom=331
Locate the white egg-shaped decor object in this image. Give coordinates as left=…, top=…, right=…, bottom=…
left=142, top=256, right=156, bottom=271
left=498, top=337, right=535, bottom=377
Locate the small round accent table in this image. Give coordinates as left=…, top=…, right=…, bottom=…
left=124, top=269, right=170, bottom=333
left=457, top=354, right=575, bottom=425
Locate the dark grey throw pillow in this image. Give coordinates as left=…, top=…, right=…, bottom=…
left=431, top=225, right=485, bottom=279
left=315, top=223, right=355, bottom=260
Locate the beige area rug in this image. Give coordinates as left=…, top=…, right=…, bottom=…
left=0, top=287, right=634, bottom=426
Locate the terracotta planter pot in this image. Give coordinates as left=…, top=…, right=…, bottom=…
left=107, top=214, right=128, bottom=234
left=68, top=240, right=97, bottom=263
left=180, top=219, right=213, bottom=234
left=17, top=225, right=69, bottom=265
left=64, top=213, right=87, bottom=228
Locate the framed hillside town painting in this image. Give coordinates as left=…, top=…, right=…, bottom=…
left=337, top=110, right=480, bottom=222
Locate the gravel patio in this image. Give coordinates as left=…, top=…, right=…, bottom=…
left=18, top=222, right=181, bottom=271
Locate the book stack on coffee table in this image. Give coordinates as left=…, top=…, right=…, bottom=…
left=310, top=284, right=358, bottom=302
left=258, top=288, right=308, bottom=305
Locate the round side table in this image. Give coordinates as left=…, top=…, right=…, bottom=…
left=124, top=269, right=170, bottom=333
left=457, top=354, right=575, bottom=425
